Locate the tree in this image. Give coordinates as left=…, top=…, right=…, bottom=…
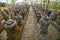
left=0, top=2, right=6, bottom=7
left=11, top=0, right=17, bottom=6
left=49, top=0, right=60, bottom=10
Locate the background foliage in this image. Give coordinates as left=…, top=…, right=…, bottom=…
left=0, top=2, right=6, bottom=7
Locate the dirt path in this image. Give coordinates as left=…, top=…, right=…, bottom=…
left=21, top=7, right=37, bottom=40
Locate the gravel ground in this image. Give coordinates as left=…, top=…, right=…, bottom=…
left=21, top=7, right=37, bottom=40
